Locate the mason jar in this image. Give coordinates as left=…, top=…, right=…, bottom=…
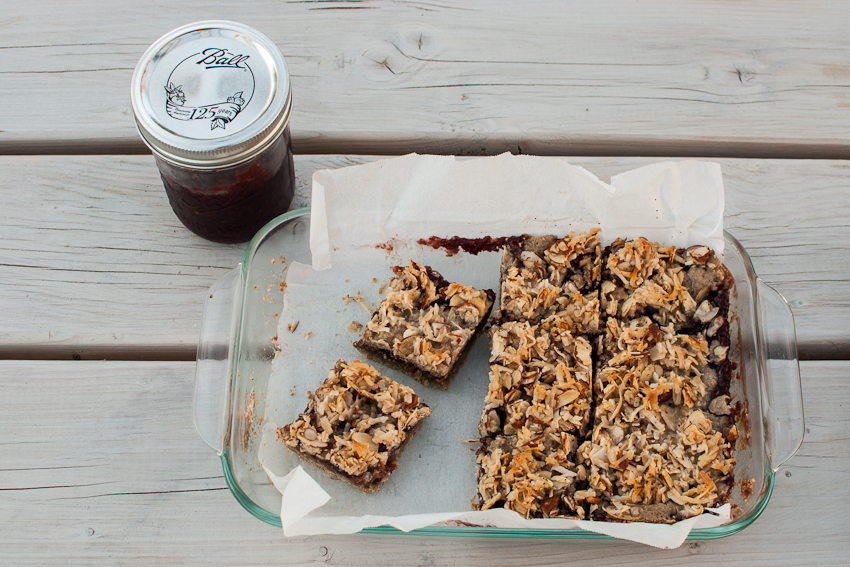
left=131, top=21, right=295, bottom=244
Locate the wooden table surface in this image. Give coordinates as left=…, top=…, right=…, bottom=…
left=2, top=2, right=848, bottom=565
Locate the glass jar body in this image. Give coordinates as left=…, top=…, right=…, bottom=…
left=155, top=126, right=295, bottom=244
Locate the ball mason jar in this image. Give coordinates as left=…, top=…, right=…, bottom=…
left=131, top=21, right=295, bottom=244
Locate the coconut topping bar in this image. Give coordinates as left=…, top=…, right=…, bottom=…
left=278, top=359, right=432, bottom=493
left=474, top=310, right=595, bottom=518
left=476, top=433, right=583, bottom=519
left=576, top=314, right=736, bottom=523
left=480, top=319, right=594, bottom=438
left=600, top=239, right=731, bottom=334
left=498, top=229, right=602, bottom=328
left=354, top=260, right=495, bottom=389
left=497, top=231, right=603, bottom=328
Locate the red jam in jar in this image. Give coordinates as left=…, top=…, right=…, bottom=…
left=155, top=127, right=295, bottom=243
left=131, top=21, right=295, bottom=243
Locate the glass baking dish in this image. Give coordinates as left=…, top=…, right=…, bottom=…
left=193, top=207, right=804, bottom=539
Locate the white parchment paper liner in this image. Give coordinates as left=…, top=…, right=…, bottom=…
left=261, top=462, right=730, bottom=549
left=261, top=154, right=729, bottom=549
left=310, top=153, right=724, bottom=271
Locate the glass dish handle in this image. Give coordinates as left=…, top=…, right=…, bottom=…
left=194, top=266, right=243, bottom=456
left=756, top=278, right=805, bottom=473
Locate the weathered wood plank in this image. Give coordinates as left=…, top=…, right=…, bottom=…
left=1, top=154, right=848, bottom=359
left=0, top=360, right=845, bottom=565
left=3, top=1, right=850, bottom=157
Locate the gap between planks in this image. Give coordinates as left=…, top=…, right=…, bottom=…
left=0, top=340, right=847, bottom=364
left=0, top=345, right=196, bottom=362
left=5, top=139, right=850, bottom=161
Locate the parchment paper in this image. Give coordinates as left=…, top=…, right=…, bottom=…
left=260, top=154, right=729, bottom=549
left=310, top=153, right=724, bottom=271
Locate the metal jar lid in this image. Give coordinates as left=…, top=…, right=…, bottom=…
left=131, top=21, right=291, bottom=169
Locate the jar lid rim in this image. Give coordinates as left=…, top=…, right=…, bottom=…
left=131, top=21, right=291, bottom=168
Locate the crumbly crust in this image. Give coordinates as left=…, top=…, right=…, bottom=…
left=476, top=233, right=736, bottom=523
left=278, top=359, right=432, bottom=492
left=354, top=260, right=495, bottom=389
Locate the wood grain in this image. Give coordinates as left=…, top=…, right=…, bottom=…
left=1, top=154, right=848, bottom=359
left=0, top=359, right=845, bottom=566
left=3, top=1, right=850, bottom=157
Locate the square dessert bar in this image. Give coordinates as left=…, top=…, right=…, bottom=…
left=474, top=316, right=594, bottom=519
left=600, top=239, right=732, bottom=337
left=354, top=260, right=495, bottom=389
left=278, top=359, right=432, bottom=493
left=497, top=231, right=603, bottom=333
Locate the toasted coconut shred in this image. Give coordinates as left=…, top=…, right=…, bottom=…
left=476, top=233, right=736, bottom=523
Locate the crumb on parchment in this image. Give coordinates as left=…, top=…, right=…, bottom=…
left=303, top=332, right=313, bottom=339
left=347, top=321, right=363, bottom=332
left=378, top=281, right=387, bottom=294
left=354, top=292, right=373, bottom=314
left=343, top=292, right=373, bottom=314
left=287, top=321, right=299, bottom=332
